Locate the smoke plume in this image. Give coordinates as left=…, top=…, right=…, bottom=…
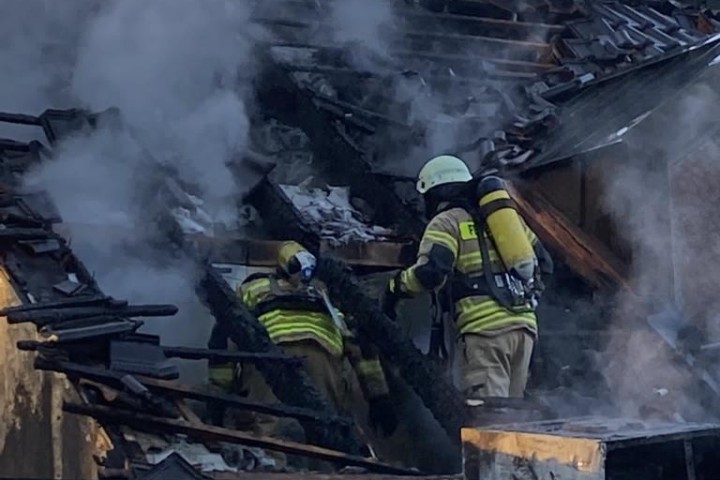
left=599, top=72, right=720, bottom=420
left=6, top=0, right=258, bottom=381
left=326, top=0, right=538, bottom=176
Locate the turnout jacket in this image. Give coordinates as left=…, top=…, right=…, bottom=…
left=208, top=274, right=390, bottom=400
left=396, top=207, right=549, bottom=337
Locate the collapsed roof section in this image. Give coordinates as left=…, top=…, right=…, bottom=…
left=251, top=0, right=720, bottom=197
left=244, top=0, right=720, bottom=303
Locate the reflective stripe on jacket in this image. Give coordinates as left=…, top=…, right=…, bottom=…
left=398, top=207, right=538, bottom=336
left=240, top=276, right=345, bottom=357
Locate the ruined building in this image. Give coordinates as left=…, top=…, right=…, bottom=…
left=3, top=1, right=720, bottom=479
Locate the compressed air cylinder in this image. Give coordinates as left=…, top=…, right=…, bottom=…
left=476, top=176, right=536, bottom=281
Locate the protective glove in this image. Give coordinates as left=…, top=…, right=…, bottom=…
left=368, top=394, right=398, bottom=437
left=380, top=274, right=403, bottom=320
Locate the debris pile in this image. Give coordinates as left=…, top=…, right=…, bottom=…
left=3, top=1, right=720, bottom=479
left=280, top=183, right=393, bottom=245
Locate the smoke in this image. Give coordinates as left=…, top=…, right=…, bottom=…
left=0, top=0, right=98, bottom=140
left=326, top=0, right=542, bottom=176
left=329, top=0, right=394, bottom=70
left=598, top=74, right=720, bottom=420
left=70, top=0, right=252, bottom=216
left=5, top=0, right=259, bottom=382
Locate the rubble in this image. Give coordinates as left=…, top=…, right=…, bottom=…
left=279, top=183, right=393, bottom=246
left=2, top=1, right=720, bottom=479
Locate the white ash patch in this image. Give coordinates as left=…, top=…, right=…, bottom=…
left=280, top=183, right=392, bottom=245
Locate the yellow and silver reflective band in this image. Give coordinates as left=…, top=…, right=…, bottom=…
left=241, top=278, right=272, bottom=307
left=356, top=359, right=390, bottom=398
left=457, top=251, right=502, bottom=271
left=423, top=230, right=459, bottom=256
left=259, top=310, right=344, bottom=356
left=209, top=363, right=236, bottom=390
left=399, top=266, right=425, bottom=294
left=388, top=277, right=398, bottom=293
left=356, top=358, right=384, bottom=378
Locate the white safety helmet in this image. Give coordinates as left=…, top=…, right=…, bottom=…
left=416, top=155, right=473, bottom=194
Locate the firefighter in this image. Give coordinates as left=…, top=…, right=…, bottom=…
left=381, top=155, right=553, bottom=400
left=208, top=241, right=397, bottom=456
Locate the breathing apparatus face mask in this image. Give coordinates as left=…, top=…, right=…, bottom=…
left=287, top=251, right=317, bottom=284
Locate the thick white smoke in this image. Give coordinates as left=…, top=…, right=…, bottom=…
left=71, top=0, right=252, bottom=215
left=599, top=73, right=720, bottom=420
left=7, top=0, right=259, bottom=381
left=0, top=0, right=98, bottom=140
left=329, top=0, right=394, bottom=70
left=326, top=0, right=536, bottom=175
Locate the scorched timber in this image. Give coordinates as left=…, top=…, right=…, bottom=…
left=316, top=256, right=469, bottom=444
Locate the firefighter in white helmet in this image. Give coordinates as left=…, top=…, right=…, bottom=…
left=381, top=155, right=553, bottom=399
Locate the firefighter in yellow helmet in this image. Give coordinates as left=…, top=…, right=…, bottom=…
left=208, top=241, right=397, bottom=454
left=381, top=155, right=553, bottom=400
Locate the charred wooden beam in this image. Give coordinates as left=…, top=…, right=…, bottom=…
left=42, top=319, right=141, bottom=343
left=0, top=111, right=41, bottom=126
left=137, top=377, right=352, bottom=426
left=391, top=49, right=556, bottom=74
left=396, top=9, right=565, bottom=41
left=159, top=345, right=301, bottom=365
left=316, top=256, right=469, bottom=445
left=7, top=303, right=178, bottom=326
left=39, top=359, right=178, bottom=417
left=64, top=402, right=420, bottom=476
left=508, top=182, right=631, bottom=292
left=400, top=30, right=551, bottom=60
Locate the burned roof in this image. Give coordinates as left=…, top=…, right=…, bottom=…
left=3, top=1, right=720, bottom=478
left=252, top=0, right=720, bottom=202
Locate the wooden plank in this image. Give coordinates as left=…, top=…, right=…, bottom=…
left=509, top=182, right=633, bottom=292
left=319, top=240, right=415, bottom=268
left=391, top=49, right=556, bottom=73
left=397, top=9, right=565, bottom=34
left=193, top=236, right=414, bottom=269
left=63, top=403, right=420, bottom=476
left=136, top=377, right=350, bottom=425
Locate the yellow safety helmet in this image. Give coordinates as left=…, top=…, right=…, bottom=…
left=416, top=155, right=473, bottom=194
left=277, top=241, right=317, bottom=282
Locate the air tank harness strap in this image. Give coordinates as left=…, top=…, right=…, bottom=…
left=473, top=214, right=527, bottom=314
left=477, top=197, right=516, bottom=219
left=253, top=295, right=328, bottom=317
left=450, top=272, right=493, bottom=302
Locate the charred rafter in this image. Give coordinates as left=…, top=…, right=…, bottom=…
left=316, top=256, right=469, bottom=445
